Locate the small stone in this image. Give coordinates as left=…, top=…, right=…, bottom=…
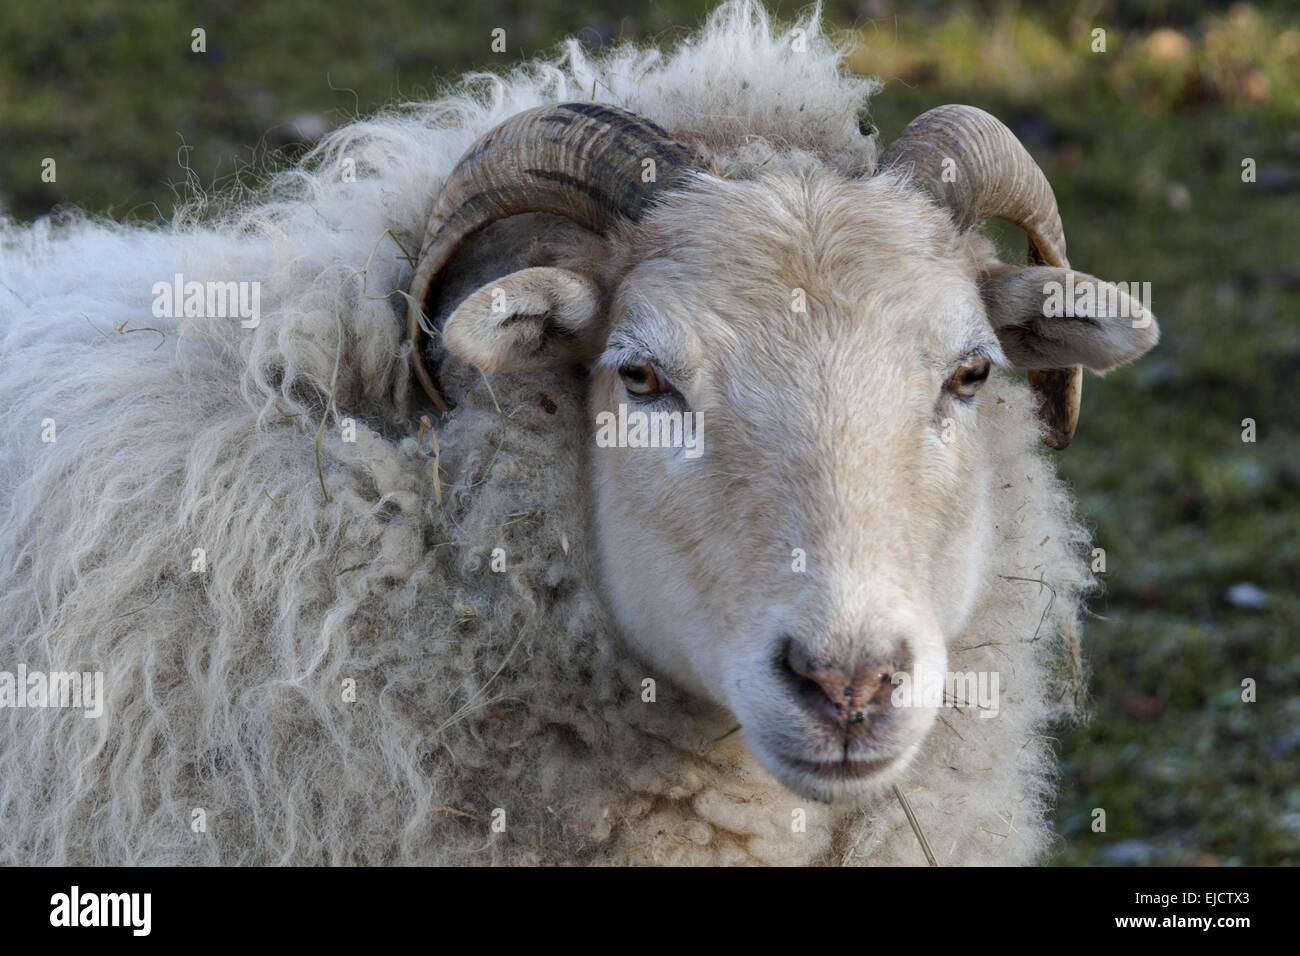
left=1225, top=583, right=1270, bottom=609
left=1104, top=839, right=1153, bottom=865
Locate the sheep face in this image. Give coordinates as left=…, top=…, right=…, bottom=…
left=441, top=164, right=1158, bottom=805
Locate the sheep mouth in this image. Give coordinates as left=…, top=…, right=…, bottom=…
left=787, top=754, right=893, bottom=781
left=760, top=748, right=903, bottom=802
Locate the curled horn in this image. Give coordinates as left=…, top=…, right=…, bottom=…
left=407, top=102, right=698, bottom=411
left=876, top=104, right=1083, bottom=449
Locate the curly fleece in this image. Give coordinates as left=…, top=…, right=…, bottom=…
left=0, top=0, right=1092, bottom=864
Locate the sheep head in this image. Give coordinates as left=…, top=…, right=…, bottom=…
left=408, top=103, right=1158, bottom=804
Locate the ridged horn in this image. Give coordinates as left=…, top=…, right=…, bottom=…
left=877, top=104, right=1083, bottom=449
left=407, top=102, right=698, bottom=410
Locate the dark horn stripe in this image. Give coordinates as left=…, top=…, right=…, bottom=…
left=521, top=169, right=616, bottom=211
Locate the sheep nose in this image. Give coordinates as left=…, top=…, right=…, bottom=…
left=782, top=639, right=907, bottom=738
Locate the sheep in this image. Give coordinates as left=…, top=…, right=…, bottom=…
left=0, top=0, right=1159, bottom=865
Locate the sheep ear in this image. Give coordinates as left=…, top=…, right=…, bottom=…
left=980, top=265, right=1160, bottom=373
left=442, top=267, right=604, bottom=373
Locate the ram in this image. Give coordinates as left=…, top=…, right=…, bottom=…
left=0, top=1, right=1157, bottom=865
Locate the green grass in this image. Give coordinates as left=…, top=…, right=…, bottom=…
left=2, top=0, right=1296, bottom=864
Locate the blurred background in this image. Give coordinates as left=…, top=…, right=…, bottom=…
left=2, top=0, right=1296, bottom=864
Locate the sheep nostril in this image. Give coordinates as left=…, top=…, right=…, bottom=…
left=777, top=641, right=832, bottom=705
left=780, top=640, right=908, bottom=736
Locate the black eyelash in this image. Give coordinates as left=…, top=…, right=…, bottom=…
left=947, top=354, right=992, bottom=402
left=618, top=363, right=652, bottom=385
left=617, top=362, right=668, bottom=403
left=617, top=363, right=690, bottom=409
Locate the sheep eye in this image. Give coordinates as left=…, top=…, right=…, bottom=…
left=950, top=356, right=991, bottom=397
left=618, top=362, right=665, bottom=397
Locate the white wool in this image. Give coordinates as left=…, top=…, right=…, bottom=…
left=0, top=1, right=1089, bottom=865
